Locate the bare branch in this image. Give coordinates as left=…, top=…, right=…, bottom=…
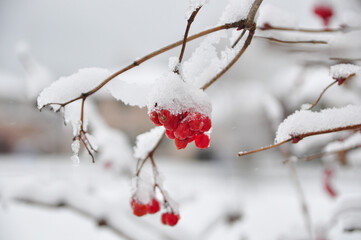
left=255, top=36, right=328, bottom=45
left=239, top=124, right=361, bottom=157
left=258, top=24, right=359, bottom=33
left=307, top=80, right=338, bottom=110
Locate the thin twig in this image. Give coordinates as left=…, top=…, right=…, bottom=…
left=231, top=29, right=247, bottom=48
left=255, top=36, right=328, bottom=44
left=258, top=24, right=359, bottom=33
left=177, top=7, right=202, bottom=66
left=307, top=80, right=338, bottom=110
left=284, top=145, right=361, bottom=163
left=239, top=124, right=361, bottom=157
left=330, top=57, right=361, bottom=62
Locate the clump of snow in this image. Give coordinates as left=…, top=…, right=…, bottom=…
left=133, top=127, right=165, bottom=160
left=185, top=0, right=208, bottom=20
left=37, top=67, right=111, bottom=110
left=330, top=64, right=360, bottom=79
left=275, top=105, right=361, bottom=143
left=324, top=132, right=361, bottom=153
left=332, top=194, right=361, bottom=232
left=218, top=0, right=253, bottom=24
left=71, top=155, right=80, bottom=167
left=147, top=71, right=212, bottom=117
left=132, top=174, right=154, bottom=204
left=257, top=4, right=298, bottom=28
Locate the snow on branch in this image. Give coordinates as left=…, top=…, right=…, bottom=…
left=37, top=68, right=111, bottom=110
left=330, top=63, right=360, bottom=80
left=324, top=132, right=361, bottom=153
left=275, top=105, right=361, bottom=143
left=134, top=127, right=165, bottom=160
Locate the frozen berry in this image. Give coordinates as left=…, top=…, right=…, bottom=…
left=165, top=129, right=175, bottom=139
left=201, top=116, right=211, bottom=132
left=147, top=198, right=160, bottom=214
left=195, top=134, right=210, bottom=149
left=131, top=199, right=147, bottom=217
left=175, top=138, right=188, bottom=149
left=158, top=109, right=172, bottom=126
left=150, top=111, right=161, bottom=126
left=174, top=123, right=191, bottom=140
left=188, top=113, right=203, bottom=131
left=313, top=5, right=333, bottom=27
left=161, top=213, right=180, bottom=226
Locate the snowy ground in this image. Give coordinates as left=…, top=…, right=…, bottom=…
left=0, top=155, right=360, bottom=240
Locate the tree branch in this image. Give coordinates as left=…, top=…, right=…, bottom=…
left=239, top=124, right=361, bottom=157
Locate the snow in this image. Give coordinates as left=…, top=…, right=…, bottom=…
left=133, top=127, right=165, bottom=160
left=332, top=194, right=361, bottom=232
left=1, top=156, right=360, bottom=240
left=324, top=132, right=361, bottom=153
left=275, top=105, right=361, bottom=143
left=185, top=0, right=208, bottom=20
left=37, top=67, right=111, bottom=111
left=257, top=4, right=298, bottom=28
left=146, top=71, right=212, bottom=117
left=330, top=64, right=360, bottom=79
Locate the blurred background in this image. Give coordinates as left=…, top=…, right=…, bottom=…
left=0, top=0, right=361, bottom=239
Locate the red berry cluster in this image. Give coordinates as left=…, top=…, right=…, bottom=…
left=131, top=197, right=180, bottom=226
left=131, top=198, right=160, bottom=217
left=313, top=5, right=334, bottom=27
left=150, top=109, right=211, bottom=150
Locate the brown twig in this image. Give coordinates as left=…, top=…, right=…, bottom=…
left=330, top=57, right=361, bottom=62
left=284, top=145, right=361, bottom=163
left=254, top=36, right=328, bottom=45
left=239, top=123, right=361, bottom=157
left=231, top=29, right=247, bottom=48
left=201, top=27, right=255, bottom=90
left=176, top=7, right=202, bottom=71
left=258, top=24, right=359, bottom=33
left=307, top=80, right=338, bottom=110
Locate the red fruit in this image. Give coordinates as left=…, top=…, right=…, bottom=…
left=165, top=114, right=181, bottom=130
left=313, top=5, right=333, bottom=27
left=147, top=198, right=160, bottom=214
left=158, top=109, right=171, bottom=126
left=161, top=213, right=180, bottom=226
left=195, top=134, right=210, bottom=149
left=188, top=113, right=203, bottom=131
left=174, top=123, right=191, bottom=140
left=187, top=136, right=195, bottom=143
left=150, top=111, right=161, bottom=126
left=165, top=129, right=175, bottom=139
left=131, top=199, right=148, bottom=217
left=175, top=138, right=188, bottom=149
left=201, top=116, right=211, bottom=132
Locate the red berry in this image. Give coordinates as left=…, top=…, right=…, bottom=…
left=150, top=111, right=161, bottom=126
left=158, top=109, right=171, bottom=126
left=165, top=114, right=181, bottom=130
left=195, top=134, right=210, bottom=149
left=187, top=136, right=195, bottom=143
left=174, top=123, right=191, bottom=140
left=201, top=116, right=211, bottom=132
left=188, top=113, right=203, bottom=131
left=161, top=213, right=180, bottom=226
left=131, top=199, right=148, bottom=217
left=313, top=5, right=333, bottom=27
left=147, top=198, right=160, bottom=214
left=165, top=129, right=175, bottom=139
left=175, top=138, right=188, bottom=149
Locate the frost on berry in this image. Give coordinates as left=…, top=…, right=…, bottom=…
left=146, top=71, right=212, bottom=150
left=131, top=198, right=148, bottom=217
left=147, top=198, right=161, bottom=214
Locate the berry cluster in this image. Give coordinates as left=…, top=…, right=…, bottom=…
left=313, top=5, right=334, bottom=27
left=131, top=197, right=180, bottom=226
left=149, top=109, right=211, bottom=149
